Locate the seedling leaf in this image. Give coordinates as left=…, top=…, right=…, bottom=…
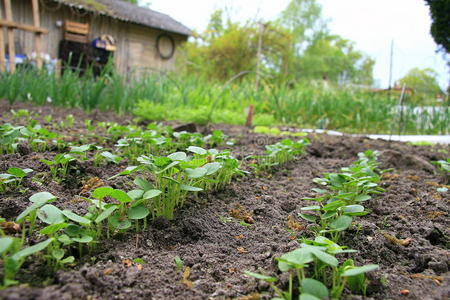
left=186, top=146, right=207, bottom=155
left=180, top=184, right=203, bottom=192
left=330, top=215, right=353, bottom=231
left=38, top=204, right=64, bottom=224
left=168, top=152, right=187, bottom=161
left=39, top=223, right=68, bottom=235
left=11, top=238, right=53, bottom=261
left=110, top=189, right=133, bottom=203
left=0, top=237, right=15, bottom=255
left=185, top=167, right=208, bottom=178
left=301, top=278, right=329, bottom=299
left=299, top=294, right=321, bottom=300
left=143, top=189, right=162, bottom=199
left=133, top=177, right=154, bottom=191
left=299, top=213, right=317, bottom=223
left=109, top=214, right=131, bottom=230
left=95, top=206, right=118, bottom=223
left=128, top=205, right=150, bottom=220
left=62, top=210, right=91, bottom=225
left=342, top=264, right=379, bottom=277
left=92, top=187, right=114, bottom=199
left=29, top=192, right=56, bottom=203
left=244, top=271, right=277, bottom=283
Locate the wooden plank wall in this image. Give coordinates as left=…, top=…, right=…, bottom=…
left=0, top=0, right=187, bottom=76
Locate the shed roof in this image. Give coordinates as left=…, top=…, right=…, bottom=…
left=51, top=0, right=191, bottom=36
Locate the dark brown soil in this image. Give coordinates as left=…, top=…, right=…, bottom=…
left=0, top=101, right=449, bottom=300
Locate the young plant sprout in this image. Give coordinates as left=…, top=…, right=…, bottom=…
left=255, top=138, right=310, bottom=171
left=111, top=146, right=242, bottom=220
left=41, top=153, right=76, bottom=180
left=0, top=168, right=33, bottom=192
left=0, top=237, right=53, bottom=288
left=300, top=150, right=385, bottom=242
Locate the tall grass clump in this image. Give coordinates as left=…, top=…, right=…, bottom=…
left=0, top=67, right=448, bottom=135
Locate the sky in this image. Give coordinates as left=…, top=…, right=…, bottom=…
left=147, top=0, right=449, bottom=89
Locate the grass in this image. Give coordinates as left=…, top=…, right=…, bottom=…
left=0, top=67, right=448, bottom=134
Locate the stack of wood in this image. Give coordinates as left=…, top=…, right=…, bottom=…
left=63, top=21, right=89, bottom=43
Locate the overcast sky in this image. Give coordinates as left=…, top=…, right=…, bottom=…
left=148, top=0, right=449, bottom=89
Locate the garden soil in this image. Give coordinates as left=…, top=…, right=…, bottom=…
left=0, top=101, right=449, bottom=300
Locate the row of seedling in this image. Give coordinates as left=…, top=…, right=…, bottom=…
left=0, top=145, right=244, bottom=287
left=251, top=138, right=310, bottom=172
left=246, top=150, right=386, bottom=300
left=1, top=116, right=230, bottom=168
left=112, top=146, right=244, bottom=219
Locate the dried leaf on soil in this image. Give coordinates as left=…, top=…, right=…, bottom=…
left=81, top=177, right=105, bottom=194
left=287, top=215, right=305, bottom=232
left=427, top=211, right=447, bottom=219
left=410, top=273, right=443, bottom=285
left=406, top=175, right=420, bottom=181
left=182, top=266, right=193, bottom=289
left=103, top=268, right=114, bottom=275
left=382, top=232, right=412, bottom=246
left=235, top=293, right=261, bottom=300
left=229, top=203, right=255, bottom=224
left=382, top=173, right=400, bottom=180
left=122, top=259, right=133, bottom=267
left=237, top=247, right=247, bottom=254
left=400, top=289, right=410, bottom=296
left=0, top=221, right=21, bottom=233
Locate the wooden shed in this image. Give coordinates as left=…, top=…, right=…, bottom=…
left=0, top=0, right=191, bottom=75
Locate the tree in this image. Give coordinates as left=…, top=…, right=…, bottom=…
left=279, top=0, right=325, bottom=53
left=295, top=33, right=374, bottom=85
left=398, top=67, right=443, bottom=104
left=180, top=1, right=374, bottom=85
left=181, top=11, right=293, bottom=81
left=424, top=0, right=450, bottom=54
left=278, top=0, right=374, bottom=85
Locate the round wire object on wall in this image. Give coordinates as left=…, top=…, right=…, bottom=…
left=156, top=34, right=175, bottom=59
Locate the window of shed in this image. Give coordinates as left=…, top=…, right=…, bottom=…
left=156, top=34, right=175, bottom=59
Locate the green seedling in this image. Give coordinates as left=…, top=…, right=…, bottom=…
left=83, top=186, right=151, bottom=237
left=44, top=115, right=52, bottom=123
left=133, top=258, right=145, bottom=265
left=0, top=123, right=26, bottom=154
left=255, top=138, right=310, bottom=172
left=16, top=192, right=57, bottom=236
left=10, top=109, right=31, bottom=120
left=173, top=131, right=205, bottom=149
left=246, top=240, right=378, bottom=300
left=204, top=130, right=228, bottom=147
left=0, top=237, right=53, bottom=288
left=432, top=159, right=450, bottom=183
left=174, top=256, right=184, bottom=272
left=70, top=144, right=99, bottom=161
left=41, top=153, right=75, bottom=180
left=111, top=148, right=216, bottom=219
left=84, top=119, right=95, bottom=132
left=0, top=167, right=33, bottom=192
left=65, top=114, right=75, bottom=128
left=94, top=151, right=123, bottom=167
left=300, top=150, right=385, bottom=242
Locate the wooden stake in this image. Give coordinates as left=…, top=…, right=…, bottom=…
left=245, top=105, right=254, bottom=128
left=0, top=3, right=5, bottom=72
left=255, top=22, right=265, bottom=91
left=0, top=27, right=4, bottom=72
left=31, top=0, right=43, bottom=69
left=4, top=0, right=15, bottom=73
